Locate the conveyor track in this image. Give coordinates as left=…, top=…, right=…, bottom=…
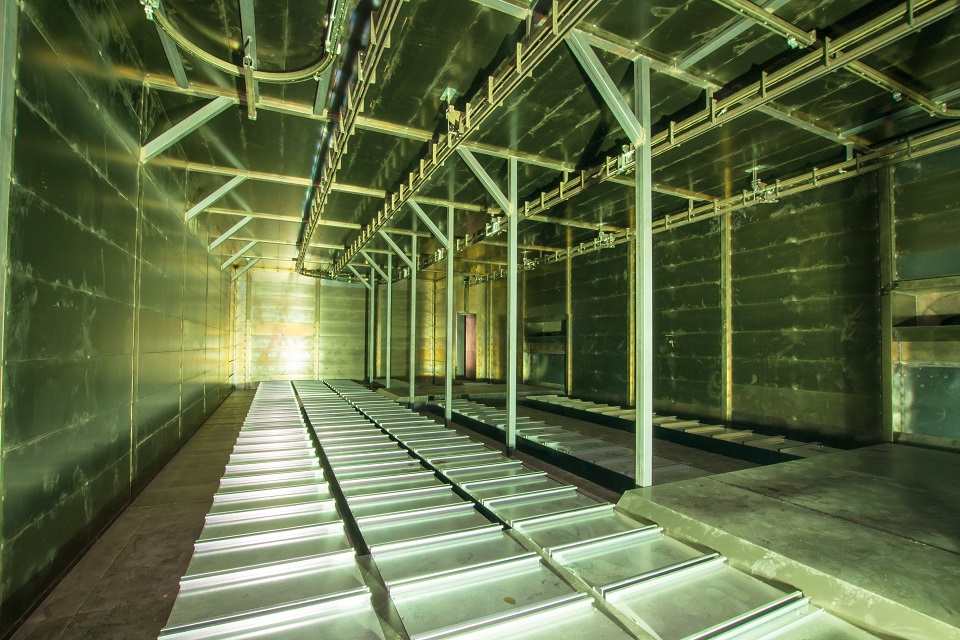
left=159, top=380, right=876, bottom=640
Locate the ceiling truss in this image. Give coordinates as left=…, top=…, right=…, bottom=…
left=136, top=0, right=960, bottom=282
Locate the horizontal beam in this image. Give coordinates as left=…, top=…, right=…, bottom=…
left=220, top=240, right=258, bottom=270
left=186, top=175, right=246, bottom=220
left=677, top=0, right=793, bottom=69
left=205, top=207, right=362, bottom=229
left=843, top=86, right=960, bottom=137
left=162, top=159, right=490, bottom=213
left=229, top=236, right=345, bottom=251
left=145, top=76, right=712, bottom=202
left=710, top=0, right=815, bottom=46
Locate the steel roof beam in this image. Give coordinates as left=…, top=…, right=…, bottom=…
left=143, top=76, right=708, bottom=201
left=710, top=0, right=815, bottom=46
left=164, top=159, right=490, bottom=214
left=185, top=175, right=246, bottom=220
left=457, top=148, right=511, bottom=213
left=711, top=0, right=960, bottom=121
left=347, top=265, right=372, bottom=289
left=230, top=257, right=260, bottom=282
left=238, top=0, right=258, bottom=120
left=327, top=0, right=603, bottom=276
left=140, top=96, right=232, bottom=163
left=677, top=0, right=793, bottom=70
left=205, top=207, right=361, bottom=229
left=566, top=31, right=645, bottom=146
left=407, top=201, right=450, bottom=249
left=220, top=240, right=258, bottom=270
left=467, top=0, right=859, bottom=149
left=209, top=216, right=253, bottom=251
left=843, top=86, right=960, bottom=137
left=846, top=61, right=960, bottom=118
left=359, top=250, right=389, bottom=280
left=379, top=231, right=414, bottom=268
left=153, top=6, right=189, bottom=89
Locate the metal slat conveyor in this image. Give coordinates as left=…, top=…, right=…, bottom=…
left=160, top=380, right=876, bottom=640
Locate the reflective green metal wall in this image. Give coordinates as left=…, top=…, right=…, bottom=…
left=890, top=149, right=960, bottom=446
left=653, top=219, right=724, bottom=420
left=730, top=178, right=881, bottom=443
left=0, top=0, right=231, bottom=631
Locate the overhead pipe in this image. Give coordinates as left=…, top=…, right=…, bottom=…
left=141, top=0, right=338, bottom=84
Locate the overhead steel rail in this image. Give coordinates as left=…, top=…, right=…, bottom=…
left=312, top=379, right=878, bottom=640
left=296, top=0, right=406, bottom=274
left=333, top=0, right=958, bottom=287
left=321, top=0, right=604, bottom=278
left=467, top=118, right=960, bottom=285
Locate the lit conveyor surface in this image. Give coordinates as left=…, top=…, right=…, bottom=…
left=159, top=380, right=877, bottom=640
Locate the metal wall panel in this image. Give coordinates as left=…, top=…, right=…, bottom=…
left=730, top=177, right=882, bottom=443
left=0, top=1, right=232, bottom=630
left=417, top=276, right=438, bottom=378
left=893, top=147, right=960, bottom=280
left=433, top=278, right=449, bottom=382
left=653, top=219, right=724, bottom=420
left=376, top=279, right=410, bottom=380
left=888, top=151, right=960, bottom=446
left=247, top=270, right=317, bottom=381
left=317, top=280, right=366, bottom=380
left=571, top=244, right=630, bottom=405
left=524, top=262, right=566, bottom=389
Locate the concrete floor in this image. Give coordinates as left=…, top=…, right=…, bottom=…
left=11, top=391, right=255, bottom=640
left=619, top=443, right=960, bottom=640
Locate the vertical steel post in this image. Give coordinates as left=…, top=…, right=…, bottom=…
left=386, top=253, right=393, bottom=387
left=565, top=230, right=573, bottom=395
left=445, top=206, right=455, bottom=422
left=506, top=158, right=519, bottom=453
left=368, top=266, right=375, bottom=382
left=879, top=166, right=896, bottom=441
left=409, top=232, right=418, bottom=404
left=634, top=57, right=654, bottom=487
left=721, top=215, right=733, bottom=424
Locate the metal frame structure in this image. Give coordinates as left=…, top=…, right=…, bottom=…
left=126, top=0, right=960, bottom=481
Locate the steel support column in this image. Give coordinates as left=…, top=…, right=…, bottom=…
left=633, top=58, right=653, bottom=488
left=409, top=231, right=418, bottom=404
left=386, top=254, right=393, bottom=387
left=369, top=267, right=376, bottom=382
left=506, top=158, right=519, bottom=454
left=879, top=166, right=896, bottom=442
left=445, top=206, right=455, bottom=422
